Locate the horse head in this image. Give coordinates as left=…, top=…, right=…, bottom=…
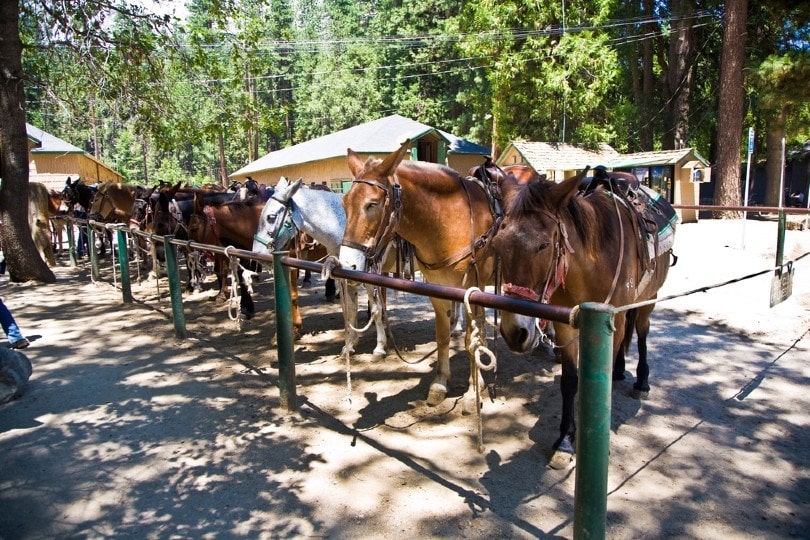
left=252, top=177, right=301, bottom=254
left=339, top=139, right=411, bottom=275
left=492, top=172, right=586, bottom=353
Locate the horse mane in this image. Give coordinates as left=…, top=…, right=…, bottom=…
left=510, top=179, right=618, bottom=256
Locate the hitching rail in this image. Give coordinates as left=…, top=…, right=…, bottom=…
left=60, top=216, right=612, bottom=540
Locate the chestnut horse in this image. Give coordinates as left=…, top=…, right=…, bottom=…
left=187, top=193, right=265, bottom=319
left=492, top=170, right=675, bottom=468
left=339, top=140, right=498, bottom=412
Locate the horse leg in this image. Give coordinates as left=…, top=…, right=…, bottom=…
left=325, top=277, right=337, bottom=302
left=613, top=310, right=632, bottom=381
left=238, top=268, right=255, bottom=320
left=631, top=304, right=655, bottom=399
left=289, top=268, right=303, bottom=338
left=549, top=324, right=581, bottom=469
left=369, top=285, right=387, bottom=361
left=460, top=305, right=488, bottom=415
left=341, top=283, right=361, bottom=357
left=426, top=297, right=453, bottom=406
left=451, top=301, right=465, bottom=337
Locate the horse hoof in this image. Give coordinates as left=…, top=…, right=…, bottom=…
left=631, top=387, right=649, bottom=400
left=325, top=295, right=336, bottom=303
left=371, top=350, right=386, bottom=362
left=548, top=450, right=575, bottom=470
left=426, top=384, right=447, bottom=406
left=461, top=395, right=481, bottom=416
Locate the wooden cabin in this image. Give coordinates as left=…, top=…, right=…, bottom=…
left=230, top=115, right=490, bottom=192
left=27, top=124, right=123, bottom=190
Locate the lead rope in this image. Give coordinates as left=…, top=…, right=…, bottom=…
left=224, top=246, right=243, bottom=328
left=464, top=286, right=497, bottom=453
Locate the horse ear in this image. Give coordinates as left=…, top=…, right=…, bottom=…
left=551, top=168, right=590, bottom=208
left=347, top=148, right=364, bottom=178
left=194, top=192, right=205, bottom=213
left=377, top=139, right=411, bottom=177
left=289, top=178, right=303, bottom=195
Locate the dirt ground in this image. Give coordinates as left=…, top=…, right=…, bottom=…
left=0, top=217, right=808, bottom=539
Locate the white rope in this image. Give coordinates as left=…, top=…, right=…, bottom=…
left=463, top=286, right=496, bottom=454
left=463, top=287, right=497, bottom=372
left=224, top=247, right=241, bottom=323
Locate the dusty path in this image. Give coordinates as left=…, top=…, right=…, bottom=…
left=0, top=218, right=808, bottom=539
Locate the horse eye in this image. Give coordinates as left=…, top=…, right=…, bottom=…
left=365, top=201, right=378, bottom=212
left=538, top=242, right=550, bottom=251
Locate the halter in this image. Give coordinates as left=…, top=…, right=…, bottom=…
left=91, top=189, right=116, bottom=221
left=341, top=177, right=402, bottom=270
left=253, top=194, right=296, bottom=250
left=129, top=198, right=152, bottom=229
left=502, top=209, right=574, bottom=305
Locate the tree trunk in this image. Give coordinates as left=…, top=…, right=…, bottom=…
left=713, top=0, right=748, bottom=218
left=765, top=109, right=786, bottom=207
left=0, top=0, right=55, bottom=283
left=640, top=0, right=655, bottom=151
left=217, top=129, right=228, bottom=187
left=665, top=0, right=695, bottom=150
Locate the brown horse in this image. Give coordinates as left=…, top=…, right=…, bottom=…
left=492, top=170, right=675, bottom=468
left=187, top=193, right=265, bottom=319
left=339, top=140, right=498, bottom=411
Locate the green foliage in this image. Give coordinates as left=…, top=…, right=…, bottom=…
left=16, top=0, right=808, bottom=187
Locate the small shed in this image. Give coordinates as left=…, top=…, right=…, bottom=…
left=601, top=148, right=711, bottom=224
left=230, top=115, right=490, bottom=192
left=496, top=141, right=620, bottom=182
left=27, top=124, right=123, bottom=190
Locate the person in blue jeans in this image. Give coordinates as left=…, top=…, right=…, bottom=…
left=0, top=297, right=29, bottom=349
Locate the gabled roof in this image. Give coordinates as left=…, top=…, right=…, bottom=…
left=26, top=123, right=123, bottom=180
left=601, top=148, right=709, bottom=169
left=498, top=140, right=619, bottom=170
left=232, top=114, right=489, bottom=177
left=27, top=123, right=85, bottom=154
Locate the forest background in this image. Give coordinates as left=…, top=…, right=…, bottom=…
left=19, top=0, right=810, bottom=189
left=0, top=0, right=808, bottom=283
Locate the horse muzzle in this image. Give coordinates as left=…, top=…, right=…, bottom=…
left=498, top=312, right=540, bottom=353
left=338, top=245, right=368, bottom=285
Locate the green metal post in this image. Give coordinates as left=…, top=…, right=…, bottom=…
left=272, top=251, right=297, bottom=411
left=163, top=235, right=187, bottom=339
left=66, top=220, right=77, bottom=267
left=776, top=210, right=786, bottom=267
left=88, top=225, right=100, bottom=281
left=573, top=302, right=615, bottom=540
left=116, top=229, right=133, bottom=303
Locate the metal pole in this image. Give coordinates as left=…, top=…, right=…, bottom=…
left=88, top=225, right=100, bottom=281
left=742, top=127, right=754, bottom=248
left=573, top=302, right=615, bottom=540
left=66, top=220, right=77, bottom=267
left=116, top=229, right=132, bottom=303
left=776, top=211, right=786, bottom=268
left=273, top=251, right=297, bottom=411
left=163, top=235, right=187, bottom=339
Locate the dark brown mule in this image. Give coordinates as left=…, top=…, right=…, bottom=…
left=492, top=171, right=675, bottom=468
left=187, top=193, right=265, bottom=319
left=339, top=140, right=498, bottom=411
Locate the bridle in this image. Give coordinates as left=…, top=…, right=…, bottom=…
left=129, top=198, right=153, bottom=229
left=341, top=176, right=402, bottom=271
left=189, top=205, right=220, bottom=246
left=502, top=208, right=574, bottom=305
left=253, top=194, right=296, bottom=251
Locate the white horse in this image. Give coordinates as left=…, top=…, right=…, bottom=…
left=253, top=177, right=390, bottom=360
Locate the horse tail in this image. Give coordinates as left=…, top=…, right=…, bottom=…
left=622, top=308, right=637, bottom=354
